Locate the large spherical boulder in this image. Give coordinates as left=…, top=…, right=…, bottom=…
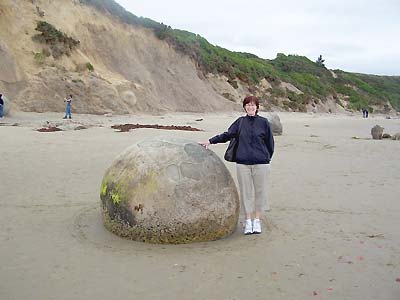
left=100, top=138, right=239, bottom=244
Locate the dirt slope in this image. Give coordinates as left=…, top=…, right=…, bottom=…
left=0, top=0, right=239, bottom=114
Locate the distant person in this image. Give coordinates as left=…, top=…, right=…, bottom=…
left=0, top=94, right=4, bottom=119
left=63, top=94, right=73, bottom=119
left=199, top=96, right=274, bottom=235
left=362, top=107, right=369, bottom=118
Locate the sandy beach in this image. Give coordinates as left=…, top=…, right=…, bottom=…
left=1, top=111, right=399, bottom=300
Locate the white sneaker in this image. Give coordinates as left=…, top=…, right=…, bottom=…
left=253, top=219, right=262, bottom=234
left=244, top=219, right=253, bottom=235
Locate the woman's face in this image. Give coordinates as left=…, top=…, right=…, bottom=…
left=244, top=102, right=257, bottom=116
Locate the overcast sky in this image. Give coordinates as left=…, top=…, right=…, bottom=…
left=115, top=0, right=400, bottom=76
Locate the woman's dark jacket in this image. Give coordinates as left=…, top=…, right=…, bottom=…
left=209, top=115, right=274, bottom=165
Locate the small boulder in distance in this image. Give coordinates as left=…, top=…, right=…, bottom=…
left=371, top=125, right=384, bottom=140
left=265, top=112, right=283, bottom=136
left=392, top=133, right=400, bottom=140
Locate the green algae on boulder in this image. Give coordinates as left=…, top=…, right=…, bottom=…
left=100, top=138, right=239, bottom=244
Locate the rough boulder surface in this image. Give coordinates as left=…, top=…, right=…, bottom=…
left=100, top=138, right=239, bottom=244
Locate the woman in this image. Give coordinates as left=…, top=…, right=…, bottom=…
left=200, top=96, right=274, bottom=235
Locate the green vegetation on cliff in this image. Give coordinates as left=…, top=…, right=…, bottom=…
left=32, top=21, right=80, bottom=58
left=82, top=0, right=400, bottom=112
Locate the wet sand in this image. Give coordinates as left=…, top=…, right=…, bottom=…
left=1, top=111, right=399, bottom=300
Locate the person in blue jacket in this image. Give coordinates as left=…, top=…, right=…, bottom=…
left=0, top=94, right=4, bottom=118
left=200, top=95, right=274, bottom=235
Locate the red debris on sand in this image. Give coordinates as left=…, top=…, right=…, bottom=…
left=111, top=123, right=202, bottom=132
left=37, top=127, right=62, bottom=132
left=358, top=256, right=364, bottom=261
left=396, top=278, right=400, bottom=283
left=326, top=287, right=334, bottom=291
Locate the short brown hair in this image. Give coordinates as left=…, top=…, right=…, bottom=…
left=243, top=95, right=259, bottom=113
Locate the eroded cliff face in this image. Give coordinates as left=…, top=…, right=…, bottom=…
left=0, top=0, right=239, bottom=114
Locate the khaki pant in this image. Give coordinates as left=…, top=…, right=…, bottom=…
left=236, top=163, right=270, bottom=216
